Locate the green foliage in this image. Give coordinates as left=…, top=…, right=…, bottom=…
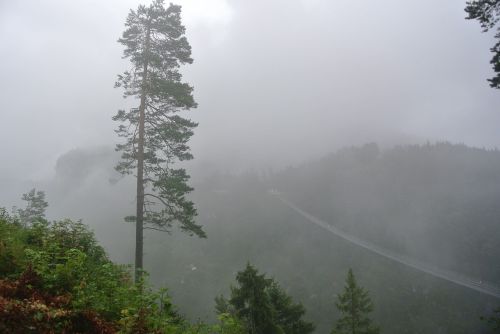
left=113, top=0, right=203, bottom=237
left=175, top=314, right=246, bottom=334
left=268, top=282, right=315, bottom=334
left=0, top=211, right=26, bottom=276
left=465, top=0, right=500, bottom=88
left=211, top=313, right=247, bottom=334
left=331, top=269, right=379, bottom=334
left=215, top=294, right=231, bottom=315
left=0, top=210, right=220, bottom=333
left=221, top=263, right=314, bottom=334
left=18, top=188, right=48, bottom=225
left=1, top=200, right=263, bottom=333
left=229, top=263, right=277, bottom=334
left=481, top=307, right=500, bottom=332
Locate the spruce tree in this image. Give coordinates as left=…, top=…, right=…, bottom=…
left=229, top=263, right=278, bottom=334
left=465, top=0, right=500, bottom=88
left=331, top=269, right=380, bottom=334
left=268, top=281, right=315, bottom=334
left=114, top=0, right=205, bottom=280
left=224, top=263, right=314, bottom=334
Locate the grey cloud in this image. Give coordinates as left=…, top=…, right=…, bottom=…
left=0, top=0, right=499, bottom=193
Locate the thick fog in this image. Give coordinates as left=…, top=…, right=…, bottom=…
left=1, top=0, right=499, bottom=187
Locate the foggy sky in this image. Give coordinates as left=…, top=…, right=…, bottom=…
left=1, top=0, right=499, bottom=189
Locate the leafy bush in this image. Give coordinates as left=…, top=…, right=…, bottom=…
left=0, top=210, right=228, bottom=333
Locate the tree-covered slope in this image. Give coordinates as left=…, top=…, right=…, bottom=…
left=144, top=143, right=500, bottom=333
left=272, top=142, right=500, bottom=282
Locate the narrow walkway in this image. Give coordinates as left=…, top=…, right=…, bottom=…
left=277, top=195, right=500, bottom=299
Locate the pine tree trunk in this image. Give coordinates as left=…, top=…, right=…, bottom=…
left=135, top=23, right=151, bottom=283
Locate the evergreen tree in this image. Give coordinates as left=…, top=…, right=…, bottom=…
left=465, top=0, right=500, bottom=88
left=268, top=281, right=315, bottom=334
left=331, top=269, right=379, bottom=334
left=229, top=263, right=278, bottom=334
left=224, top=263, right=314, bottom=334
left=481, top=307, right=500, bottom=332
left=18, top=188, right=48, bottom=225
left=215, top=294, right=231, bottom=315
left=113, top=0, right=205, bottom=280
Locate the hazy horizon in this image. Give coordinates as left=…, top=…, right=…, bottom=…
left=1, top=0, right=499, bottom=184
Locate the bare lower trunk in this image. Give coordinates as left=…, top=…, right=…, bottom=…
left=135, top=23, right=151, bottom=283
left=135, top=100, right=145, bottom=282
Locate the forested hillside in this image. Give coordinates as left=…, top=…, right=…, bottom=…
left=141, top=143, right=500, bottom=333
left=272, top=142, right=500, bottom=282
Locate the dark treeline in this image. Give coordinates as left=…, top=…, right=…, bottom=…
left=271, top=142, right=500, bottom=281
left=141, top=142, right=500, bottom=333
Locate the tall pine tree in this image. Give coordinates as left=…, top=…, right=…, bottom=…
left=114, top=0, right=205, bottom=280
left=331, top=269, right=379, bottom=334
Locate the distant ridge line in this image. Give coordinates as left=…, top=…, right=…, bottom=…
left=276, top=194, right=500, bottom=299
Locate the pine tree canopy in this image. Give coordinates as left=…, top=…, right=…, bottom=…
left=465, top=0, right=500, bottom=88
left=331, top=269, right=380, bottom=334
left=113, top=0, right=204, bottom=238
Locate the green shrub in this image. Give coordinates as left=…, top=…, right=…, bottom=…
left=0, top=207, right=244, bottom=333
